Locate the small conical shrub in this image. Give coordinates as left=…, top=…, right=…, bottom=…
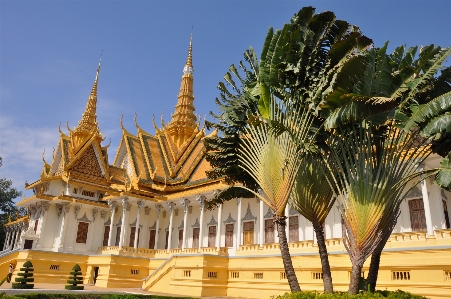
left=65, top=264, right=84, bottom=290
left=12, top=260, right=34, bottom=289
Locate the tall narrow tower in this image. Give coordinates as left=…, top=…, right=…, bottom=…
left=165, top=35, right=198, bottom=148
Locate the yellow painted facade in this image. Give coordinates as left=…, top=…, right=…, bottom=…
left=2, top=36, right=451, bottom=299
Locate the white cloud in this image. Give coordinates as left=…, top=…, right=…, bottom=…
left=0, top=117, right=58, bottom=198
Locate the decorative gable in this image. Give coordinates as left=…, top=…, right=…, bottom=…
left=69, top=145, right=104, bottom=178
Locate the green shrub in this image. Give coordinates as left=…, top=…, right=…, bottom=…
left=12, top=261, right=34, bottom=289
left=272, top=290, right=428, bottom=299
left=65, top=264, right=84, bottom=291
left=4, top=294, right=200, bottom=299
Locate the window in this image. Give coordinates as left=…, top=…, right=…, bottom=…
left=392, top=271, right=410, bottom=280
left=73, top=188, right=78, bottom=194
left=129, top=227, right=140, bottom=247
left=192, top=228, right=199, bottom=248
left=183, top=270, right=191, bottom=277
left=131, top=269, right=139, bottom=275
left=289, top=216, right=299, bottom=242
left=445, top=271, right=451, bottom=281
left=312, top=272, right=323, bottom=279
left=253, top=272, right=263, bottom=279
left=178, top=229, right=183, bottom=248
left=409, top=199, right=427, bottom=231
left=115, top=226, right=121, bottom=246
left=225, top=224, right=234, bottom=247
left=280, top=272, right=287, bottom=279
left=230, top=271, right=239, bottom=279
left=82, top=190, right=95, bottom=197
left=443, top=200, right=450, bottom=229
left=208, top=226, right=216, bottom=247
left=243, top=221, right=254, bottom=245
left=149, top=229, right=156, bottom=249
left=265, top=219, right=274, bottom=243
left=208, top=271, right=218, bottom=278
left=50, top=265, right=60, bottom=270
left=103, top=226, right=110, bottom=246
left=33, top=220, right=39, bottom=234
left=76, top=222, right=89, bottom=244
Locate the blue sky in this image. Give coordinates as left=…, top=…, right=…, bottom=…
left=1, top=0, right=450, bottom=199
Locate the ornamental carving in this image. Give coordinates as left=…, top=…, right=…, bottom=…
left=241, top=203, right=257, bottom=221
left=104, top=217, right=111, bottom=226
left=71, top=145, right=103, bottom=177
left=77, top=212, right=92, bottom=223
left=207, top=215, right=218, bottom=226
left=92, top=208, right=99, bottom=222
left=144, top=206, right=151, bottom=216
left=223, top=213, right=236, bottom=224
left=191, top=218, right=200, bottom=228
left=289, top=205, right=299, bottom=216
left=178, top=220, right=184, bottom=229
left=264, top=207, right=274, bottom=219
left=149, top=221, right=157, bottom=229
left=74, top=205, right=82, bottom=219
left=100, top=210, right=107, bottom=219
left=406, top=186, right=422, bottom=198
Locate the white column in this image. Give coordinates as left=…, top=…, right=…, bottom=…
left=196, top=196, right=205, bottom=250
left=68, top=204, right=82, bottom=250
left=167, top=202, right=175, bottom=252
left=134, top=200, right=144, bottom=250
left=3, top=229, right=11, bottom=250
left=154, top=205, right=162, bottom=250
left=259, top=199, right=264, bottom=247
left=285, top=206, right=290, bottom=242
left=107, top=200, right=117, bottom=246
left=119, top=197, right=130, bottom=249
left=35, top=202, right=50, bottom=249
left=216, top=203, right=223, bottom=251
left=420, top=173, right=434, bottom=236
left=180, top=199, right=190, bottom=251
left=236, top=198, right=242, bottom=249
left=55, top=203, right=71, bottom=250
left=13, top=227, right=20, bottom=249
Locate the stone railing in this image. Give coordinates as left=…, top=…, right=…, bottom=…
left=97, top=246, right=155, bottom=257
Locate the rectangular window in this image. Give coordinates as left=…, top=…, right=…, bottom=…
left=34, top=220, right=39, bottom=234
left=115, top=226, right=121, bottom=246
left=129, top=227, right=140, bottom=247
left=392, top=271, right=410, bottom=280
left=208, top=226, right=216, bottom=247
left=312, top=272, right=323, bottom=280
left=178, top=229, right=183, bottom=248
left=183, top=270, right=191, bottom=277
left=192, top=228, right=199, bottom=248
left=131, top=269, right=139, bottom=275
left=208, top=271, right=218, bottom=278
left=243, top=221, right=254, bottom=245
left=445, top=271, right=451, bottom=281
left=225, top=224, right=234, bottom=247
left=103, top=226, right=110, bottom=246
left=76, top=222, right=89, bottom=244
left=149, top=229, right=156, bottom=249
left=253, top=272, right=263, bottom=279
left=280, top=272, right=287, bottom=279
left=289, top=216, right=299, bottom=242
left=265, top=219, right=274, bottom=243
left=82, top=190, right=95, bottom=197
left=50, top=265, right=60, bottom=270
left=230, top=271, right=239, bottom=279
left=409, top=199, right=427, bottom=231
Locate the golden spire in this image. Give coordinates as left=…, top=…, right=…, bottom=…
left=165, top=35, right=198, bottom=147
left=74, top=60, right=101, bottom=135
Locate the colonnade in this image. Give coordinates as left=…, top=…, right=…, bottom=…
left=2, top=222, right=27, bottom=252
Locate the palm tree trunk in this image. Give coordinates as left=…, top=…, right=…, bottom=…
left=275, top=214, right=301, bottom=293
left=348, top=262, right=363, bottom=294
left=312, top=221, right=333, bottom=293
left=365, top=249, right=381, bottom=292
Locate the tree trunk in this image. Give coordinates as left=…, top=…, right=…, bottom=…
left=365, top=248, right=382, bottom=292
left=348, top=262, right=363, bottom=294
left=275, top=214, right=301, bottom=293
left=312, top=221, right=333, bottom=293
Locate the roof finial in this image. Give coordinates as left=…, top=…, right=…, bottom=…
left=183, top=35, right=193, bottom=74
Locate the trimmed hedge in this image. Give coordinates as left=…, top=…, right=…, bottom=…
left=65, top=264, right=83, bottom=291
left=12, top=261, right=34, bottom=290
left=273, top=290, right=428, bottom=299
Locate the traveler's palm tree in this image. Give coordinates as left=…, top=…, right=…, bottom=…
left=328, top=122, right=433, bottom=294
left=289, top=154, right=336, bottom=292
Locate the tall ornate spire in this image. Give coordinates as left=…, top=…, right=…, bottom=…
left=165, top=35, right=198, bottom=147
left=74, top=60, right=101, bottom=135
left=70, top=60, right=102, bottom=154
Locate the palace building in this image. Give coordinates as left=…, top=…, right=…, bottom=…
left=1, top=37, right=451, bottom=299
